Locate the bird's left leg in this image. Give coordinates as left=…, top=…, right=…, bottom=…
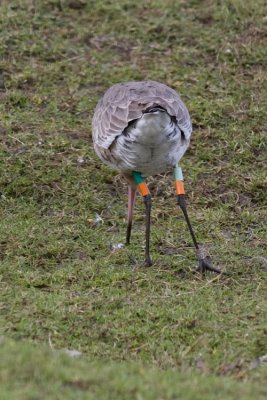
left=132, top=171, right=152, bottom=267
left=174, top=165, right=221, bottom=274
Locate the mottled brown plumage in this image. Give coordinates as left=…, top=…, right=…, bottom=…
left=92, top=80, right=192, bottom=174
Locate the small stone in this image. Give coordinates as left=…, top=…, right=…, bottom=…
left=94, top=213, right=104, bottom=224
left=65, top=349, right=82, bottom=357
left=111, top=243, right=124, bottom=251
left=77, top=156, right=85, bottom=164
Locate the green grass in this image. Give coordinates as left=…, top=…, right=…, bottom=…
left=0, top=0, right=267, bottom=398
left=1, top=339, right=267, bottom=400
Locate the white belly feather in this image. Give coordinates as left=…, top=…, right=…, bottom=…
left=113, top=111, right=189, bottom=176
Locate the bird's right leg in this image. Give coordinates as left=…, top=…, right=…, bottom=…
left=132, top=171, right=152, bottom=267
left=126, top=185, right=136, bottom=245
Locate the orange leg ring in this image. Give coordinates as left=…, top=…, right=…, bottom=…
left=175, top=180, right=185, bottom=195
left=138, top=182, right=150, bottom=197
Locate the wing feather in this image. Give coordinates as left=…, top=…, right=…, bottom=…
left=92, top=80, right=192, bottom=150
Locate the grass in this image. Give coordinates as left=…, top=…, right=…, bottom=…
left=0, top=0, right=267, bottom=398
left=1, top=339, right=267, bottom=400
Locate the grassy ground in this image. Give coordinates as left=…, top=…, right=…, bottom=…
left=1, top=339, right=267, bottom=400
left=0, top=0, right=267, bottom=398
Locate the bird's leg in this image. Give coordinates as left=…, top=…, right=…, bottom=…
left=126, top=185, right=136, bottom=245
left=174, top=165, right=221, bottom=274
left=132, top=171, right=153, bottom=267
left=144, top=193, right=152, bottom=267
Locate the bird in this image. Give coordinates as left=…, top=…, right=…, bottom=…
left=92, top=80, right=220, bottom=273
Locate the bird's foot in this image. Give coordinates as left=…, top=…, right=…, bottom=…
left=128, top=255, right=153, bottom=268
left=144, top=257, right=153, bottom=267
left=196, top=256, right=221, bottom=274
left=196, top=246, right=221, bottom=274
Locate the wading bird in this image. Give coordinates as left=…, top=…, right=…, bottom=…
left=92, top=80, right=220, bottom=273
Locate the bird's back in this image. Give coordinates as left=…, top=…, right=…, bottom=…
left=92, top=80, right=192, bottom=175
